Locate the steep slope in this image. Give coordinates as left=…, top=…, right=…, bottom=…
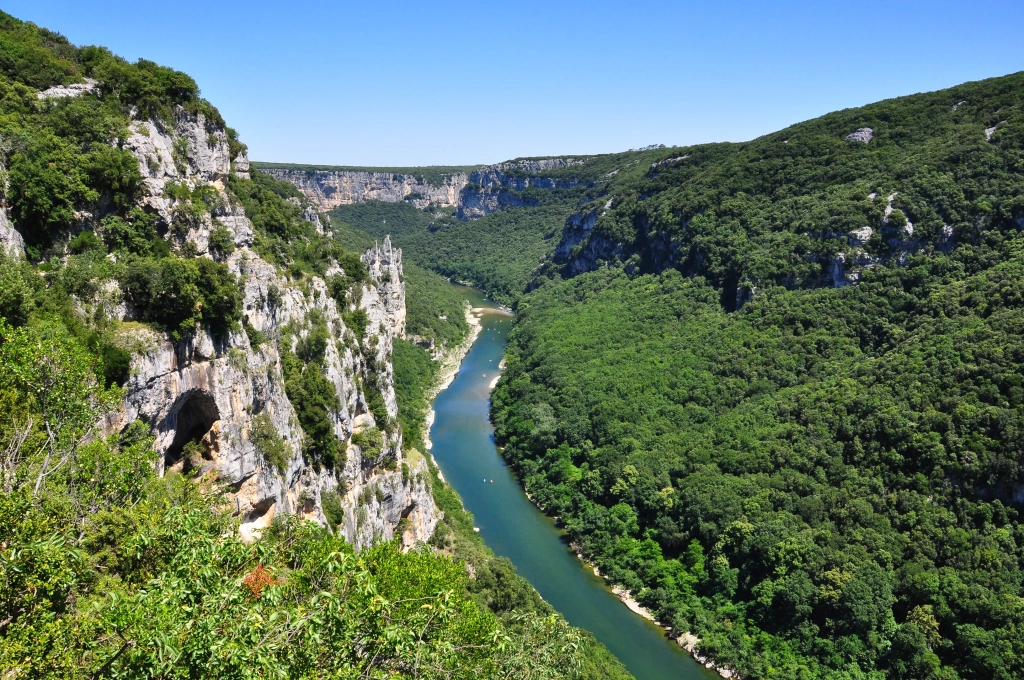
left=488, top=72, right=1024, bottom=679
left=258, top=158, right=590, bottom=218
left=0, top=11, right=619, bottom=678
left=6, top=61, right=439, bottom=548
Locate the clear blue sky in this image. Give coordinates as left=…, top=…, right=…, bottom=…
left=6, top=1, right=1022, bottom=166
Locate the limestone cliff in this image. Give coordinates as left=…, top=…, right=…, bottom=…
left=104, top=109, right=438, bottom=549
left=260, top=158, right=591, bottom=220
left=261, top=169, right=467, bottom=211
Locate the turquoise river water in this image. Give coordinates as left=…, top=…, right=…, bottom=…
left=428, top=286, right=716, bottom=680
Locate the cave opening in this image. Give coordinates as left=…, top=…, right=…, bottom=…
left=164, top=390, right=220, bottom=470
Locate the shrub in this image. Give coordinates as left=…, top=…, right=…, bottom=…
left=0, top=256, right=33, bottom=326
left=281, top=351, right=344, bottom=470
left=68, top=230, right=104, bottom=255
left=101, top=208, right=161, bottom=255
left=351, top=426, right=383, bottom=459
left=120, top=255, right=241, bottom=339
left=8, top=135, right=96, bottom=241
left=249, top=414, right=289, bottom=476
left=84, top=144, right=141, bottom=211
left=321, top=491, right=345, bottom=528
left=208, top=224, right=235, bottom=259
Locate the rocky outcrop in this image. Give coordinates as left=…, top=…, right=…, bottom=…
left=122, top=109, right=255, bottom=255
left=36, top=78, right=98, bottom=99
left=845, top=127, right=874, bottom=143
left=456, top=188, right=537, bottom=220
left=261, top=158, right=591, bottom=221
left=552, top=199, right=624, bottom=276
left=105, top=112, right=438, bottom=550
left=262, top=169, right=468, bottom=211
left=469, top=161, right=585, bottom=192
left=362, top=236, right=406, bottom=338
left=0, top=208, right=25, bottom=259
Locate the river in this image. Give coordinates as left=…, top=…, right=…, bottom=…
left=428, top=286, right=716, bottom=680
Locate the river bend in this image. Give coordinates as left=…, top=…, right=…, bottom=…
left=428, top=287, right=715, bottom=680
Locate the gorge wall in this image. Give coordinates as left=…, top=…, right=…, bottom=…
left=82, top=104, right=440, bottom=549
left=260, top=158, right=589, bottom=219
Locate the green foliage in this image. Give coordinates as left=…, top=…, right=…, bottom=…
left=403, top=262, right=470, bottom=347
left=0, top=484, right=584, bottom=678
left=351, top=426, right=383, bottom=458
left=248, top=413, right=289, bottom=476
left=0, top=254, right=34, bottom=326
left=471, top=72, right=1024, bottom=679
left=42, top=95, right=127, bottom=149
left=0, top=11, right=598, bottom=678
left=0, top=297, right=589, bottom=678
left=325, top=250, right=368, bottom=308
left=282, top=350, right=344, bottom=470
left=332, top=201, right=570, bottom=304
left=8, top=133, right=97, bottom=241
left=119, top=254, right=241, bottom=340
left=208, top=223, right=235, bottom=259
left=0, top=318, right=122, bottom=495
left=392, top=338, right=438, bottom=451
left=342, top=307, right=368, bottom=341
left=67, top=229, right=104, bottom=255
left=228, top=168, right=345, bottom=277
left=493, top=249, right=1024, bottom=677
left=330, top=214, right=468, bottom=347
left=100, top=207, right=163, bottom=256
left=0, top=11, right=80, bottom=88
left=321, top=491, right=345, bottom=528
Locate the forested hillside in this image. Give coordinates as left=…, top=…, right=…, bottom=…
left=0, top=12, right=600, bottom=678
left=331, top=195, right=573, bottom=304
left=489, top=72, right=1024, bottom=679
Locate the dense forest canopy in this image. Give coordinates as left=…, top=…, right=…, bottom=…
left=484, top=72, right=1024, bottom=679
left=331, top=200, right=571, bottom=305
left=282, top=70, right=1024, bottom=680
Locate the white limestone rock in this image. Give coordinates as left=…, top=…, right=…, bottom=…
left=361, top=236, right=406, bottom=338
left=262, top=158, right=587, bottom=218
left=106, top=111, right=438, bottom=550
left=0, top=208, right=25, bottom=259
left=36, top=78, right=98, bottom=99
left=124, top=109, right=232, bottom=225
left=263, top=168, right=468, bottom=211
left=845, top=127, right=874, bottom=143
left=234, top=152, right=251, bottom=180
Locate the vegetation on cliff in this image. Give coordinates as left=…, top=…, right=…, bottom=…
left=331, top=199, right=571, bottom=305
left=0, top=11, right=594, bottom=678
left=489, top=72, right=1024, bottom=679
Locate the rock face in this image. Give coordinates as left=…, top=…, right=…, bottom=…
left=845, top=127, right=874, bottom=143
left=104, top=109, right=439, bottom=550
left=122, top=110, right=257, bottom=255
left=0, top=208, right=25, bottom=259
left=261, top=158, right=591, bottom=220
left=263, top=169, right=468, bottom=211
left=552, top=188, right=949, bottom=303
left=362, top=236, right=406, bottom=337
left=36, top=78, right=98, bottom=99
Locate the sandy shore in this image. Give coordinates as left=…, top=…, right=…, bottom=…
left=611, top=585, right=656, bottom=622
left=421, top=303, right=512, bottom=476
left=578, top=552, right=739, bottom=678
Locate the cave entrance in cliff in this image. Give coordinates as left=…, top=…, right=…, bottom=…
left=165, top=390, right=220, bottom=472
